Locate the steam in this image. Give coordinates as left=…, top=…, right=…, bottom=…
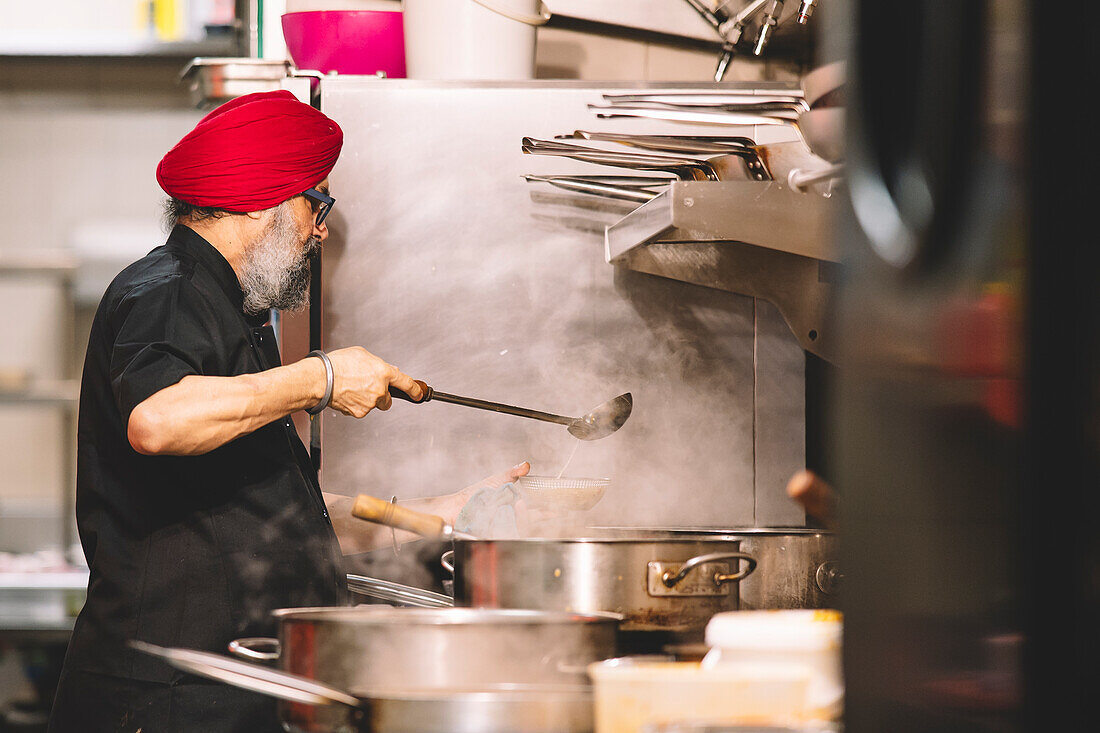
left=227, top=501, right=346, bottom=631
left=317, top=90, right=808, bottom=574
left=556, top=441, right=580, bottom=479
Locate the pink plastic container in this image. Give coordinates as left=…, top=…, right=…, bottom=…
left=281, top=10, right=406, bottom=77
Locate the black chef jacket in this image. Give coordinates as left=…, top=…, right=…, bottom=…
left=49, top=224, right=347, bottom=733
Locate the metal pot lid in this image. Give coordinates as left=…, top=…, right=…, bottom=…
left=129, top=640, right=360, bottom=707
left=346, top=574, right=454, bottom=608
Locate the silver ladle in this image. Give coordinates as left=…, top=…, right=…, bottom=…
left=390, top=382, right=633, bottom=441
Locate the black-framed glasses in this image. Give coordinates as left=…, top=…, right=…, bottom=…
left=302, top=188, right=335, bottom=226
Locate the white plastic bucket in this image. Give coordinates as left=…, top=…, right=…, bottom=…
left=702, top=609, right=845, bottom=722
left=402, top=0, right=549, bottom=80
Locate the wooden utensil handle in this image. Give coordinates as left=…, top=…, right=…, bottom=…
left=388, top=380, right=432, bottom=404
left=351, top=494, right=448, bottom=538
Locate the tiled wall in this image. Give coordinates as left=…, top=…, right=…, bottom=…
left=0, top=27, right=803, bottom=553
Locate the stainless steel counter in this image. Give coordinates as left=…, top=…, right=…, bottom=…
left=0, top=571, right=86, bottom=639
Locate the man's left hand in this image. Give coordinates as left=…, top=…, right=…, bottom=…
left=459, top=461, right=531, bottom=497
left=442, top=461, right=530, bottom=525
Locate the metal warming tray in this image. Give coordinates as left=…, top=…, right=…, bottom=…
left=179, top=57, right=293, bottom=108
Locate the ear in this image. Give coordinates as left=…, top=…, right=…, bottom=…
left=244, top=209, right=266, bottom=220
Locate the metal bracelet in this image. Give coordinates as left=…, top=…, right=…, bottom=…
left=390, top=495, right=401, bottom=556
left=306, top=350, right=334, bottom=415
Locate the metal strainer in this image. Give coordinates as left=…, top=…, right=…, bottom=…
left=516, top=476, right=610, bottom=512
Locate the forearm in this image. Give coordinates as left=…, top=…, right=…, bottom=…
left=127, top=357, right=326, bottom=456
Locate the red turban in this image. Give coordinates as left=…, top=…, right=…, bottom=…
left=156, top=90, right=343, bottom=212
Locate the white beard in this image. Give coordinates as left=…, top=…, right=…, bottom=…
left=238, top=203, right=320, bottom=315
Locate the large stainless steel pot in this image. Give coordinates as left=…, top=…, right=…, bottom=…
left=228, top=606, right=618, bottom=733
left=134, top=640, right=594, bottom=733
left=450, top=537, right=756, bottom=648
left=344, top=498, right=758, bottom=650
left=587, top=527, right=840, bottom=610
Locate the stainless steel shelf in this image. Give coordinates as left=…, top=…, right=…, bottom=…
left=0, top=380, right=80, bottom=406
left=0, top=34, right=238, bottom=58
left=0, top=571, right=88, bottom=590
left=0, top=572, right=87, bottom=637
left=606, top=180, right=838, bottom=262
left=0, top=251, right=79, bottom=278
left=605, top=180, right=841, bottom=361
left=546, top=0, right=815, bottom=50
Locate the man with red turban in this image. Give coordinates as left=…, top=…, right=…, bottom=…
left=48, top=91, right=528, bottom=732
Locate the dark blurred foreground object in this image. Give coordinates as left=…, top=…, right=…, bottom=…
left=831, top=0, right=1096, bottom=731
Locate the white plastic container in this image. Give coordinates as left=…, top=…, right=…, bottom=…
left=587, top=657, right=810, bottom=733
left=402, top=0, right=546, bottom=79
left=701, top=609, right=844, bottom=722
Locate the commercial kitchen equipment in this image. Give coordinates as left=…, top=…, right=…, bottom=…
left=353, top=495, right=836, bottom=616
left=222, top=606, right=618, bottom=733
left=170, top=0, right=1094, bottom=728
left=351, top=498, right=806, bottom=653
left=134, top=640, right=596, bottom=733
left=588, top=527, right=838, bottom=611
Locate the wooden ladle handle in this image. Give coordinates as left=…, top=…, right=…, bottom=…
left=351, top=494, right=448, bottom=538
left=388, top=380, right=433, bottom=404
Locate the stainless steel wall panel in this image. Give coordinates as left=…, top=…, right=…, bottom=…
left=754, top=299, right=807, bottom=526
left=318, top=80, right=804, bottom=529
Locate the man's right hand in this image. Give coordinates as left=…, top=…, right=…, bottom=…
left=786, top=469, right=838, bottom=528
left=325, top=346, right=422, bottom=418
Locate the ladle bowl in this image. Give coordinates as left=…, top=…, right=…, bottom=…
left=567, top=393, right=633, bottom=441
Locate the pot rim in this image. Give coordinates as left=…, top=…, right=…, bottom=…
left=452, top=537, right=748, bottom=545
left=584, top=526, right=834, bottom=537
left=271, top=607, right=623, bottom=625
left=356, top=683, right=593, bottom=701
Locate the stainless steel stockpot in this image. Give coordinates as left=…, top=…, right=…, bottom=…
left=229, top=606, right=619, bottom=733
left=727, top=528, right=839, bottom=609
left=137, top=640, right=595, bottom=733
left=450, top=537, right=756, bottom=637
left=587, top=527, right=839, bottom=610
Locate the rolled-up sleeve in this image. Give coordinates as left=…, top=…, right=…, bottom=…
left=108, top=276, right=222, bottom=424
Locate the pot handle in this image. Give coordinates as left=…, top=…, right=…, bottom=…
left=228, top=637, right=281, bottom=662
left=351, top=494, right=457, bottom=539
left=441, top=550, right=455, bottom=575
left=815, top=560, right=843, bottom=594
left=469, top=0, right=552, bottom=26
left=661, top=552, right=757, bottom=589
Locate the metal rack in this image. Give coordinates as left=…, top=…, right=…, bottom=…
left=604, top=179, right=839, bottom=360
left=521, top=84, right=846, bottom=362
left=0, top=251, right=80, bottom=562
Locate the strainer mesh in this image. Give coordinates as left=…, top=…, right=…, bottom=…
left=517, top=476, right=610, bottom=491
